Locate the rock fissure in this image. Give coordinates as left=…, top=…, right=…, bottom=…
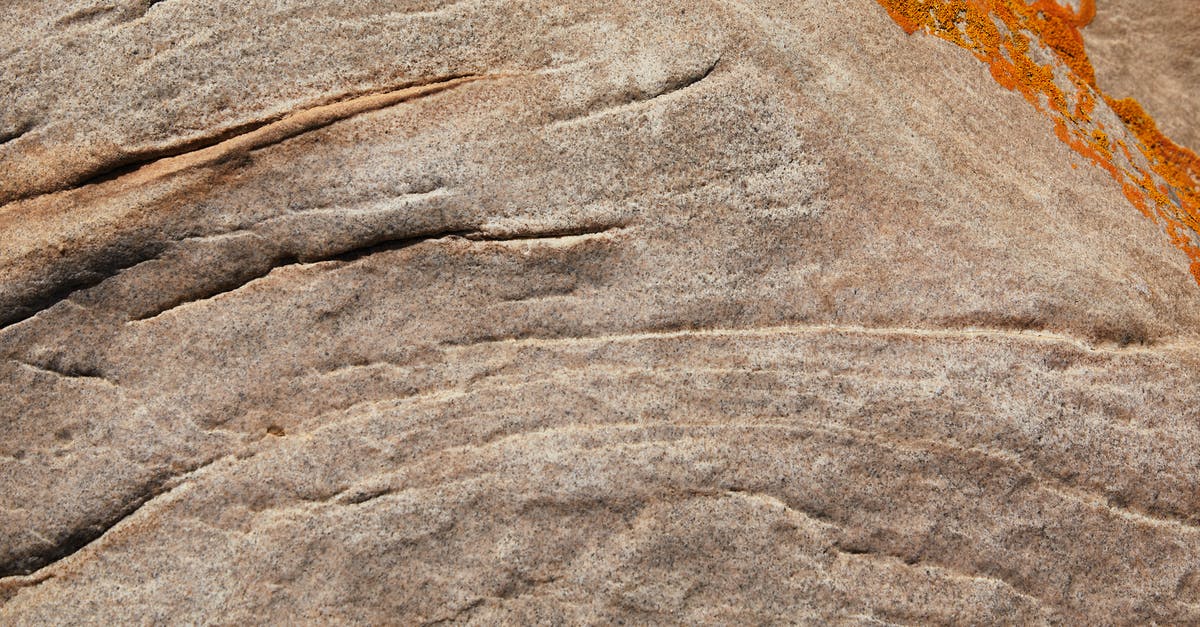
left=129, top=223, right=623, bottom=324
left=439, top=322, right=1193, bottom=356
left=8, top=360, right=114, bottom=385
left=0, top=73, right=498, bottom=210
left=551, top=56, right=721, bottom=126
left=0, top=456, right=227, bottom=580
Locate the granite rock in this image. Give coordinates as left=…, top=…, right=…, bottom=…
left=2, top=0, right=1199, bottom=624
left=1086, top=0, right=1200, bottom=152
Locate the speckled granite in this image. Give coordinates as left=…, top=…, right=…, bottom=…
left=2, top=0, right=1199, bottom=624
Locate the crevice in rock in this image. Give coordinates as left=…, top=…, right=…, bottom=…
left=662, top=55, right=721, bottom=95
left=335, top=487, right=397, bottom=506
left=128, top=228, right=475, bottom=323
left=327, top=229, right=477, bottom=265
left=551, top=56, right=721, bottom=126
left=0, top=122, right=32, bottom=147
left=710, top=486, right=838, bottom=526
left=142, top=0, right=170, bottom=15
left=0, top=240, right=172, bottom=332
left=828, top=539, right=1044, bottom=606
left=126, top=252, right=297, bottom=323
left=0, top=73, right=495, bottom=209
left=439, top=321, right=1191, bottom=356
left=0, top=74, right=509, bottom=331
left=462, top=222, right=625, bottom=243
left=0, top=457, right=223, bottom=580
left=0, top=187, right=454, bottom=332
left=9, top=359, right=113, bottom=385
left=130, top=223, right=624, bottom=324
left=0, top=572, right=54, bottom=605
left=65, top=118, right=277, bottom=192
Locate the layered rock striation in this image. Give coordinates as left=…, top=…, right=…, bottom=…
left=2, top=0, right=1199, bottom=623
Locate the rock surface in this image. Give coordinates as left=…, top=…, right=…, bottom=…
left=1086, top=0, right=1200, bottom=152
left=1, top=0, right=1199, bottom=623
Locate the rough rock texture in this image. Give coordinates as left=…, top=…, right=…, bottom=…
left=2, top=0, right=1199, bottom=624
left=1086, top=0, right=1200, bottom=152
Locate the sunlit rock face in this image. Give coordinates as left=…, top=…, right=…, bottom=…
left=2, top=0, right=1199, bottom=624
left=1086, top=0, right=1200, bottom=153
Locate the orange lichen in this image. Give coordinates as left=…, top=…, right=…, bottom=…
left=876, top=0, right=1200, bottom=284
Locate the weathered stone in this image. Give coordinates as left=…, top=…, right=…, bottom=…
left=2, top=0, right=1198, bottom=623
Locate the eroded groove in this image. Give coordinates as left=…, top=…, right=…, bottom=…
left=719, top=487, right=837, bottom=525
left=142, top=0, right=170, bottom=14
left=129, top=229, right=473, bottom=323
left=328, top=229, right=476, bottom=265
left=551, top=56, right=721, bottom=127
left=463, top=222, right=625, bottom=242
left=384, top=420, right=1151, bottom=612
left=64, top=117, right=280, bottom=191
left=0, top=123, right=32, bottom=147
left=665, top=55, right=721, bottom=94
left=130, top=223, right=623, bottom=324
left=828, top=540, right=1047, bottom=608
left=0, top=457, right=224, bottom=580
left=0, top=239, right=172, bottom=332
left=335, top=487, right=397, bottom=506
left=367, top=408, right=1200, bottom=536
left=0, top=572, right=53, bottom=604
left=127, top=253, right=299, bottom=323
left=0, top=75, right=502, bottom=332
left=1, top=72, right=497, bottom=209
left=442, top=321, right=1194, bottom=355
left=9, top=359, right=113, bottom=385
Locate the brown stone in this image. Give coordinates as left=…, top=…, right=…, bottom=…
left=2, top=0, right=1199, bottom=623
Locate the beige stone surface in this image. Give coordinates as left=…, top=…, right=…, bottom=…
left=1086, top=0, right=1200, bottom=151
left=1, top=0, right=1199, bottom=624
